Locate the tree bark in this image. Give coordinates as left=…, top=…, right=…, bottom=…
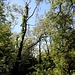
left=39, top=39, right=42, bottom=64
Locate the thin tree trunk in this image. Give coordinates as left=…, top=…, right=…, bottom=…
left=39, top=39, right=42, bottom=64
left=44, top=38, right=49, bottom=55
left=68, top=64, right=71, bottom=75
left=10, top=4, right=28, bottom=75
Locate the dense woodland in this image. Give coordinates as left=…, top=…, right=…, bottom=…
left=0, top=0, right=75, bottom=75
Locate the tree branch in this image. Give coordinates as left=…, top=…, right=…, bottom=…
left=27, top=2, right=40, bottom=20
left=67, top=0, right=73, bottom=14
left=26, top=34, right=44, bottom=50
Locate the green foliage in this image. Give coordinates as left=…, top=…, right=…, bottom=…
left=0, top=0, right=6, bottom=23
left=32, top=53, right=55, bottom=75
left=0, top=23, right=16, bottom=75
left=0, top=0, right=75, bottom=75
left=0, top=1, right=16, bottom=75
left=31, top=0, right=75, bottom=75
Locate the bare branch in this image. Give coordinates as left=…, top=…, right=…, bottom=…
left=26, top=33, right=44, bottom=50
left=27, top=2, right=40, bottom=20
left=67, top=4, right=73, bottom=14
left=22, top=0, right=31, bottom=5
left=28, top=0, right=31, bottom=4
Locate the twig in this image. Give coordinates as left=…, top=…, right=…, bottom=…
left=26, top=33, right=44, bottom=50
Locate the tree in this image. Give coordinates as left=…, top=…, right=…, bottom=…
left=0, top=0, right=16, bottom=75
left=1, top=0, right=75, bottom=75
left=10, top=1, right=45, bottom=75
left=31, top=0, right=75, bottom=75
left=46, top=0, right=75, bottom=75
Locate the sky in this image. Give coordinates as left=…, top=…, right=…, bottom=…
left=9, top=0, right=50, bottom=33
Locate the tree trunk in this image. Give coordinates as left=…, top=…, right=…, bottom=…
left=39, top=39, right=42, bottom=64
left=10, top=4, right=28, bottom=75
left=68, top=64, right=71, bottom=75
